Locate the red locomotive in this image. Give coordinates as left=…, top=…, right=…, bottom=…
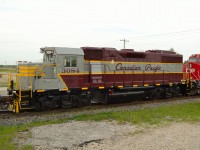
left=62, top=47, right=184, bottom=103
left=183, top=54, right=200, bottom=94
left=183, top=54, right=200, bottom=81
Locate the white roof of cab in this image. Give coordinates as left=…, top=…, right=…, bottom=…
left=40, top=47, right=84, bottom=55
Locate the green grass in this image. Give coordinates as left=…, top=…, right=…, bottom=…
left=0, top=67, right=17, bottom=87
left=0, top=126, right=18, bottom=150
left=0, top=68, right=16, bottom=73
left=1, top=101, right=200, bottom=149
left=73, top=102, right=200, bottom=125
left=0, top=126, right=33, bottom=150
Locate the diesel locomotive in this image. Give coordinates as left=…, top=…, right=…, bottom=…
left=4, top=47, right=191, bottom=113
left=183, top=54, right=200, bottom=81
left=183, top=54, right=200, bottom=93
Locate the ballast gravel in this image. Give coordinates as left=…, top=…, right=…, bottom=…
left=16, top=121, right=200, bottom=150
left=1, top=97, right=200, bottom=149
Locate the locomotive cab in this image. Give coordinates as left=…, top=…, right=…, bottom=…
left=183, top=54, right=200, bottom=95
left=8, top=47, right=86, bottom=113
left=183, top=54, right=200, bottom=81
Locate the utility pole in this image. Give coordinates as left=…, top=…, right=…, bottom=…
left=120, top=39, right=129, bottom=49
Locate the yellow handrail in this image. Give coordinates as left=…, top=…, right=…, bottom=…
left=16, top=75, right=19, bottom=90
left=30, top=76, right=32, bottom=98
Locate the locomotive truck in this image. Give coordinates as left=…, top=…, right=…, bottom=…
left=4, top=47, right=190, bottom=113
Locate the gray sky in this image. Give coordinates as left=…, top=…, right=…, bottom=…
left=1, top=0, right=200, bottom=64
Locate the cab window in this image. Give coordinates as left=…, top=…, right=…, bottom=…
left=64, top=56, right=77, bottom=67
left=189, top=58, right=196, bottom=62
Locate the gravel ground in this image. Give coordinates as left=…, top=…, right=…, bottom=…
left=8, top=98, right=200, bottom=150
left=1, top=96, right=200, bottom=149
left=16, top=121, right=200, bottom=150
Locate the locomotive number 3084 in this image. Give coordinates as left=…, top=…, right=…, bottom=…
left=62, top=68, right=80, bottom=73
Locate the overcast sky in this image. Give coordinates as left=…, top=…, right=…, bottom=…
left=1, top=0, right=200, bottom=64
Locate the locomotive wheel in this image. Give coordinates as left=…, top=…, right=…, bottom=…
left=61, top=95, right=72, bottom=108
left=35, top=101, right=42, bottom=110
left=0, top=103, right=9, bottom=110
left=73, top=95, right=81, bottom=107
left=81, top=95, right=91, bottom=106
left=164, top=88, right=172, bottom=98
left=102, top=94, right=109, bottom=104
left=144, top=91, right=154, bottom=100
left=0, top=100, right=9, bottom=110
left=154, top=89, right=162, bottom=99
left=0, top=96, right=10, bottom=110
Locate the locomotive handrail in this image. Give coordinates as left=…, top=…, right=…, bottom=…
left=40, top=63, right=57, bottom=71
left=16, top=74, right=19, bottom=90
left=30, top=76, right=33, bottom=98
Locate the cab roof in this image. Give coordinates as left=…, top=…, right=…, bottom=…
left=40, top=47, right=84, bottom=55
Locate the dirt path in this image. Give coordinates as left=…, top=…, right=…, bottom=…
left=16, top=121, right=200, bottom=150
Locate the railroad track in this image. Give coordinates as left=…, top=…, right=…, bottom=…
left=1, top=95, right=200, bottom=119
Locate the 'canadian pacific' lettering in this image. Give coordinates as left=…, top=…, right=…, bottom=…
left=115, top=63, right=161, bottom=72
left=115, top=63, right=141, bottom=71
left=145, top=64, right=161, bottom=72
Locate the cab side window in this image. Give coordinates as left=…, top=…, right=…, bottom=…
left=64, top=56, right=77, bottom=67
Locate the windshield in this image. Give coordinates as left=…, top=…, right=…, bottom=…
left=189, top=57, right=196, bottom=62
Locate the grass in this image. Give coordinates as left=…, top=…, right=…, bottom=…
left=0, top=67, right=17, bottom=87
left=0, top=126, right=18, bottom=149
left=73, top=102, right=200, bottom=125
left=1, top=101, right=200, bottom=149
left=0, top=126, right=33, bottom=150
left=0, top=68, right=16, bottom=73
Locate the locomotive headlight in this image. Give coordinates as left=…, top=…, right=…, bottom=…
left=190, top=68, right=195, bottom=73
left=189, top=64, right=192, bottom=68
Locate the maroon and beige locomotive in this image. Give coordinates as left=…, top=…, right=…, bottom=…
left=6, top=47, right=189, bottom=113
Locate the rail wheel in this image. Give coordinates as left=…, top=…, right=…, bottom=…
left=103, top=94, right=109, bottom=104
left=81, top=95, right=91, bottom=106
left=0, top=96, right=11, bottom=110
left=0, top=102, right=9, bottom=110
left=35, top=101, right=42, bottom=110
left=154, top=88, right=162, bottom=99
left=144, top=91, right=154, bottom=100
left=61, top=95, right=72, bottom=108
left=71, top=95, right=81, bottom=107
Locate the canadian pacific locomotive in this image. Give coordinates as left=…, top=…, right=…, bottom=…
left=183, top=54, right=200, bottom=81
left=183, top=54, right=200, bottom=93
left=6, top=47, right=190, bottom=113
